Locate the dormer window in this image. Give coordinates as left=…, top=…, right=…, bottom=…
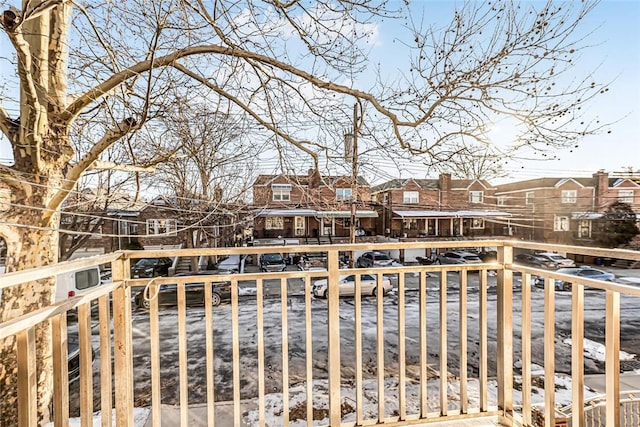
left=272, top=184, right=292, bottom=201
left=403, top=191, right=419, bottom=204
left=469, top=191, right=484, bottom=204
left=561, top=190, right=577, bottom=204
left=336, top=188, right=352, bottom=201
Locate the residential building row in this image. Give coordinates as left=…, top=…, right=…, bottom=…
left=59, top=169, right=640, bottom=258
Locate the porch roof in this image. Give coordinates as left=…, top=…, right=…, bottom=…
left=256, top=209, right=378, bottom=218
left=316, top=210, right=379, bottom=218
left=393, top=210, right=512, bottom=219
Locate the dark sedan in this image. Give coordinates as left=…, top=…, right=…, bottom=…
left=134, top=271, right=231, bottom=308
left=131, top=257, right=173, bottom=278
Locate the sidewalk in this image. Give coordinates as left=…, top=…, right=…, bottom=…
left=584, top=372, right=640, bottom=394
left=143, top=401, right=257, bottom=427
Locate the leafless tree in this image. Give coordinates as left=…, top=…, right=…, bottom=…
left=0, top=0, right=610, bottom=422
left=150, top=99, right=262, bottom=251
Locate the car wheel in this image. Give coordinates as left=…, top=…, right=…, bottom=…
left=563, top=283, right=572, bottom=292
left=323, top=289, right=328, bottom=299
left=211, top=292, right=221, bottom=307
left=139, top=297, right=150, bottom=310
left=373, top=287, right=385, bottom=297
left=435, top=259, right=441, bottom=265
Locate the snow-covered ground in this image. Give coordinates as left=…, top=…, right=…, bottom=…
left=64, top=271, right=640, bottom=425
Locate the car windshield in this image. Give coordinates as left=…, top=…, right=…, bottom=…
left=263, top=254, right=283, bottom=262
left=557, top=268, right=580, bottom=275
left=546, top=255, right=565, bottom=261
left=373, top=254, right=390, bottom=260
left=135, top=259, right=158, bottom=267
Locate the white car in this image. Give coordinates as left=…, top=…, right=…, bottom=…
left=535, top=252, right=575, bottom=268
left=312, top=274, right=392, bottom=298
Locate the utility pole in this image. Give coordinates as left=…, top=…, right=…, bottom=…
left=345, top=102, right=362, bottom=266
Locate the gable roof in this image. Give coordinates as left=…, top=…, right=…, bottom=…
left=496, top=177, right=594, bottom=193
left=253, top=173, right=370, bottom=188
left=372, top=178, right=440, bottom=193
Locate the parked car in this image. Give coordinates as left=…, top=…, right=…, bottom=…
left=259, top=253, right=287, bottom=272
left=134, top=271, right=231, bottom=308
left=535, top=267, right=615, bottom=291
left=534, top=252, right=575, bottom=268
left=217, top=254, right=244, bottom=274
left=312, top=274, right=392, bottom=298
left=514, top=253, right=557, bottom=269
left=356, top=251, right=395, bottom=268
left=130, top=257, right=173, bottom=278
left=67, top=328, right=95, bottom=383
left=435, top=251, right=482, bottom=265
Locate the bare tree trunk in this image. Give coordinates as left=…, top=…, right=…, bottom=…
left=0, top=222, right=59, bottom=425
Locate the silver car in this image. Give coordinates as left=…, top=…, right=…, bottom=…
left=535, top=252, right=575, bottom=268
left=356, top=251, right=395, bottom=268
left=312, top=274, right=392, bottom=298
left=436, top=251, right=482, bottom=265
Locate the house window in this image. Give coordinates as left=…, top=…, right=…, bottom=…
left=471, top=218, right=485, bottom=229
left=265, top=216, right=284, bottom=230
left=469, top=191, right=484, bottom=204
left=561, top=190, right=577, bottom=204
left=497, top=196, right=506, bottom=206
left=619, top=189, right=634, bottom=204
left=146, top=219, right=177, bottom=236
left=554, top=216, right=569, bottom=231
left=578, top=220, right=591, bottom=238
left=403, top=191, right=419, bottom=204
left=272, top=184, right=291, bottom=202
left=402, top=218, right=418, bottom=230
left=336, top=188, right=352, bottom=201
left=525, top=191, right=535, bottom=205
left=294, top=216, right=305, bottom=236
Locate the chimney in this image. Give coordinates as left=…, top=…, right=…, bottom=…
left=308, top=168, right=320, bottom=189
left=439, top=173, right=451, bottom=207
left=593, top=170, right=609, bottom=210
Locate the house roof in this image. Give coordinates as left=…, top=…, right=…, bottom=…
left=253, top=174, right=370, bottom=187
left=495, top=177, right=594, bottom=193
left=371, top=178, right=439, bottom=192
left=393, top=210, right=512, bottom=218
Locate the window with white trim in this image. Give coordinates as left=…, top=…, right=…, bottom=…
left=469, top=191, right=484, bottom=204
left=336, top=188, right=352, bottom=201
left=265, top=216, right=284, bottom=230
left=578, top=220, right=591, bottom=238
left=294, top=216, right=305, bottom=236
left=497, top=196, right=506, bottom=206
left=403, top=218, right=418, bottom=230
left=272, top=184, right=291, bottom=201
left=471, top=218, right=485, bottom=229
left=525, top=191, right=535, bottom=205
left=146, top=219, right=177, bottom=236
left=561, top=190, right=577, bottom=204
left=619, top=189, right=634, bottom=204
left=403, top=191, right=419, bottom=204
left=554, top=215, right=570, bottom=231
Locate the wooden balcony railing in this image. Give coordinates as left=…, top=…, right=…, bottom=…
left=2, top=240, right=640, bottom=426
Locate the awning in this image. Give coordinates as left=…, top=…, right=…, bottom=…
left=393, top=210, right=511, bottom=219
left=571, top=212, right=604, bottom=220
left=256, top=209, right=317, bottom=217
left=394, top=210, right=457, bottom=218
left=316, top=210, right=379, bottom=218
left=456, top=210, right=513, bottom=218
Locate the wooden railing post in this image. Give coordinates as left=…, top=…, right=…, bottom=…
left=112, top=255, right=133, bottom=427
left=497, top=244, right=514, bottom=423
left=327, top=249, right=341, bottom=425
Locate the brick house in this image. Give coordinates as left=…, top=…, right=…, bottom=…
left=494, top=171, right=640, bottom=245
left=371, top=174, right=512, bottom=238
left=252, top=169, right=377, bottom=240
